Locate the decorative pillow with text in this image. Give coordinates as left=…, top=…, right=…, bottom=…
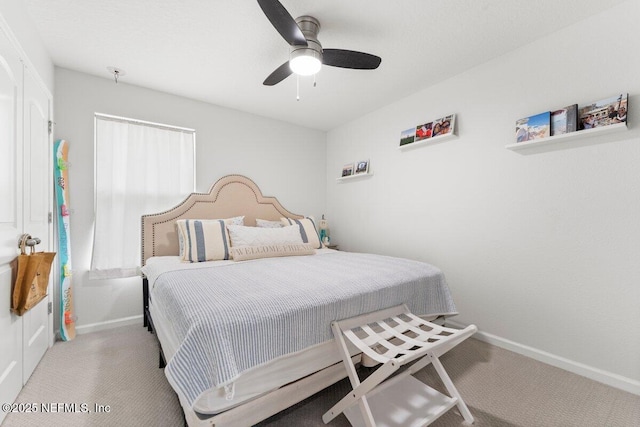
left=280, top=217, right=323, bottom=249
left=227, top=224, right=304, bottom=247
left=231, top=243, right=316, bottom=261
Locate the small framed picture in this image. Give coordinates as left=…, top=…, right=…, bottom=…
left=355, top=160, right=369, bottom=175
left=342, top=163, right=354, bottom=177
left=578, top=93, right=627, bottom=130
left=515, top=111, right=550, bottom=142
left=415, top=122, right=433, bottom=142
left=400, top=127, right=416, bottom=146
left=432, top=114, right=456, bottom=137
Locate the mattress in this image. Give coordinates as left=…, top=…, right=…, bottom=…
left=143, top=250, right=457, bottom=415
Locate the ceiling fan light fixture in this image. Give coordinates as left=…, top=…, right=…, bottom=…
left=289, top=48, right=322, bottom=76
left=259, top=6, right=380, bottom=86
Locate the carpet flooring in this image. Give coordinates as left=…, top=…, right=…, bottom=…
left=3, top=325, right=639, bottom=427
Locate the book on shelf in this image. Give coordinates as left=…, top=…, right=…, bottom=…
left=550, top=104, right=578, bottom=136
left=550, top=109, right=567, bottom=136
left=565, top=104, right=578, bottom=133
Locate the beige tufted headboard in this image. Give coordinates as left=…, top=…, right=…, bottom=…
left=140, top=174, right=303, bottom=266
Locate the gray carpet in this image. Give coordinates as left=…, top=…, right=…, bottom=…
left=3, top=325, right=639, bottom=427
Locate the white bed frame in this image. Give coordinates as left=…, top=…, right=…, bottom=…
left=182, top=354, right=360, bottom=427
left=141, top=175, right=353, bottom=426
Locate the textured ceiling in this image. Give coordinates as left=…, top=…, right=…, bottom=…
left=25, top=0, right=627, bottom=131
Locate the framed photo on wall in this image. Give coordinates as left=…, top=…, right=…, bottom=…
left=578, top=93, right=627, bottom=129
left=515, top=111, right=551, bottom=142
left=399, top=128, right=416, bottom=147
left=432, top=114, right=455, bottom=138
left=355, top=160, right=369, bottom=175
left=415, top=122, right=433, bottom=142
left=342, top=163, right=354, bottom=177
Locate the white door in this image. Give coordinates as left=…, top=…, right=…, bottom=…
left=0, top=26, right=52, bottom=423
left=22, top=64, right=51, bottom=382
left=0, top=25, right=25, bottom=415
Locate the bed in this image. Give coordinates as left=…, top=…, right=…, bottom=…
left=140, top=174, right=458, bottom=426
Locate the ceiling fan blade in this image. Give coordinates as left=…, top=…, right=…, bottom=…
left=257, top=0, right=308, bottom=47
left=322, top=49, right=381, bottom=70
left=263, top=61, right=293, bottom=86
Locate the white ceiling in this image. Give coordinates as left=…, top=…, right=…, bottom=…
left=25, top=0, right=626, bottom=131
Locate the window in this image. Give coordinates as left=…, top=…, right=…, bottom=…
left=90, top=114, right=195, bottom=279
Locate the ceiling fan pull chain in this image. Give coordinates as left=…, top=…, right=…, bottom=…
left=296, top=74, right=300, bottom=101
left=314, top=74, right=317, bottom=88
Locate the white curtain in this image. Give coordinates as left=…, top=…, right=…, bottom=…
left=90, top=116, right=195, bottom=279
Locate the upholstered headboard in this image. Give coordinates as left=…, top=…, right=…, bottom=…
left=141, top=174, right=303, bottom=266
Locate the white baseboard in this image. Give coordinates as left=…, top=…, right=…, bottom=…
left=447, top=319, right=640, bottom=396
left=72, top=315, right=640, bottom=396
left=75, top=315, right=144, bottom=335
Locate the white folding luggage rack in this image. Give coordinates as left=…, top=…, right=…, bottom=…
left=323, top=305, right=477, bottom=427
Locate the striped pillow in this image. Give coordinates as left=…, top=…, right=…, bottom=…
left=176, top=219, right=231, bottom=262
left=178, top=216, right=243, bottom=257
left=280, top=217, right=323, bottom=249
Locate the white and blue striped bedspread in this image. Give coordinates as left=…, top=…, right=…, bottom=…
left=146, top=251, right=457, bottom=409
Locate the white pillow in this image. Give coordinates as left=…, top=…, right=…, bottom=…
left=280, top=217, right=323, bottom=249
left=227, top=224, right=304, bottom=247
left=231, top=244, right=316, bottom=261
left=256, top=218, right=284, bottom=228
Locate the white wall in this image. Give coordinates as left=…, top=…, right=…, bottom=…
left=326, top=1, right=640, bottom=392
left=0, top=1, right=53, bottom=92
left=54, top=68, right=326, bottom=333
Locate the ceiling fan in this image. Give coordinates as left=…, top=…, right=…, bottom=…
left=257, top=0, right=382, bottom=86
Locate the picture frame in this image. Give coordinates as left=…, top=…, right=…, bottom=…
left=578, top=93, right=627, bottom=130
left=399, top=127, right=416, bottom=147
left=354, top=160, right=369, bottom=175
left=550, top=109, right=568, bottom=136
left=515, top=111, right=551, bottom=142
left=341, top=163, right=354, bottom=177
left=399, top=113, right=457, bottom=151
left=415, top=122, right=433, bottom=142
left=431, top=114, right=455, bottom=138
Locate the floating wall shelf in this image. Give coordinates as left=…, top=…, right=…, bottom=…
left=398, top=132, right=457, bottom=150
left=336, top=172, right=374, bottom=182
left=505, top=122, right=628, bottom=152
